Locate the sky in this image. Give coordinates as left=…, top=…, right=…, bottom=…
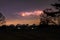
left=0, top=0, right=58, bottom=25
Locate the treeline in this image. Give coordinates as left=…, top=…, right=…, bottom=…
left=0, top=24, right=60, bottom=33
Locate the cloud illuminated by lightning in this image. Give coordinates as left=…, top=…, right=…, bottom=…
left=18, top=10, right=43, bottom=17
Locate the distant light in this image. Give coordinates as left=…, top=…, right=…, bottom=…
left=18, top=27, right=21, bottom=29
left=32, top=28, right=34, bottom=29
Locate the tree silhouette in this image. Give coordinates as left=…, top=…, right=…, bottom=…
left=40, top=0, right=60, bottom=25
left=0, top=12, right=6, bottom=26
left=40, top=13, right=48, bottom=25
left=52, top=3, right=60, bottom=10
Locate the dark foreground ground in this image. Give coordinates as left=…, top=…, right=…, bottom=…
left=0, top=32, right=60, bottom=40
left=0, top=25, right=60, bottom=40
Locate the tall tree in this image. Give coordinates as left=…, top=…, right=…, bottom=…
left=40, top=0, right=60, bottom=25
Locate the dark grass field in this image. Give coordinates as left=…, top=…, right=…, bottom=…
left=0, top=32, right=60, bottom=40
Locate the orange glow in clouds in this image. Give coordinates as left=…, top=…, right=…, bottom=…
left=18, top=10, right=43, bottom=17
